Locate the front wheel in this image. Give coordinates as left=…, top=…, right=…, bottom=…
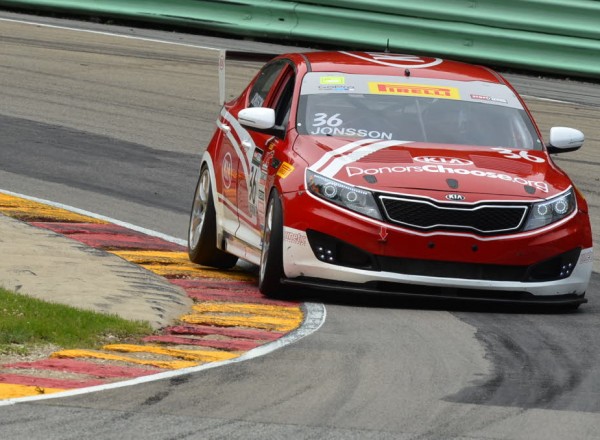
left=188, top=165, right=238, bottom=269
left=258, top=190, right=284, bottom=296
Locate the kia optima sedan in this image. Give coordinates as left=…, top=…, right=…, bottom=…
left=188, top=51, right=593, bottom=308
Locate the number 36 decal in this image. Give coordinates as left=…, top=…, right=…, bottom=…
left=491, top=148, right=545, bottom=163
left=313, top=113, right=343, bottom=127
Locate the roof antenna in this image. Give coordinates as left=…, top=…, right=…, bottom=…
left=384, top=39, right=390, bottom=53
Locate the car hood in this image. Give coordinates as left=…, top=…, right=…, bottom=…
left=296, top=137, right=572, bottom=201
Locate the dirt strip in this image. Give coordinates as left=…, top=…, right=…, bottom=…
left=0, top=214, right=192, bottom=329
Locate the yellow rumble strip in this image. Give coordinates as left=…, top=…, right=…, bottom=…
left=185, top=303, right=303, bottom=332
left=0, top=194, right=106, bottom=223
left=103, top=344, right=238, bottom=362
left=110, top=250, right=255, bottom=280
left=0, top=383, right=65, bottom=399
left=180, top=302, right=303, bottom=332
left=192, top=302, right=303, bottom=317
left=51, top=350, right=199, bottom=370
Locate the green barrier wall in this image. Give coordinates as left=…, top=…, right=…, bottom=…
left=1, top=0, right=599, bottom=78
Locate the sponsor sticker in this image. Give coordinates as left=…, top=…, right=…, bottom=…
left=318, top=85, right=355, bottom=92
left=320, top=76, right=345, bottom=85
left=471, top=94, right=508, bottom=104
left=284, top=230, right=308, bottom=246
left=252, top=147, right=263, bottom=166
left=266, top=137, right=278, bottom=151
left=250, top=93, right=264, bottom=107
left=277, top=161, right=295, bottom=178
left=345, top=164, right=549, bottom=193
left=369, top=82, right=460, bottom=100
left=222, top=152, right=233, bottom=189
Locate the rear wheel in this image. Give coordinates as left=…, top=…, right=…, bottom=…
left=258, top=190, right=284, bottom=296
left=188, top=165, right=238, bottom=269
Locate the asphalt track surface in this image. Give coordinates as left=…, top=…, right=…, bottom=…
left=1, top=11, right=600, bottom=440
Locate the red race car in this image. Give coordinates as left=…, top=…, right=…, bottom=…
left=188, top=51, right=593, bottom=307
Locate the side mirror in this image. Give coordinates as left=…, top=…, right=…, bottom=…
left=238, top=107, right=275, bottom=130
left=547, top=127, right=584, bottom=154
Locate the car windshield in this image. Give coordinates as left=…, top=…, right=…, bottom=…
left=297, top=73, right=542, bottom=150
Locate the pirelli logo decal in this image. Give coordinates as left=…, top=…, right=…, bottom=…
left=368, top=82, right=461, bottom=100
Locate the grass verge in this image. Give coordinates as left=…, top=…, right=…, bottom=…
left=0, top=287, right=153, bottom=356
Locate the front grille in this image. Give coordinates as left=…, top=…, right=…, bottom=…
left=380, top=196, right=528, bottom=234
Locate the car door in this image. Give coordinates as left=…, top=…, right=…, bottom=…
left=235, top=61, right=296, bottom=250
left=213, top=61, right=287, bottom=239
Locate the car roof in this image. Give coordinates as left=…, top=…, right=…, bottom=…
left=291, top=51, right=504, bottom=84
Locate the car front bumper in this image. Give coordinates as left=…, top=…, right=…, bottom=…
left=281, top=192, right=593, bottom=301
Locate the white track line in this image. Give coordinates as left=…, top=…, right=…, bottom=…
left=521, top=94, right=575, bottom=105
left=0, top=189, right=187, bottom=245
left=0, top=189, right=327, bottom=406
left=0, top=17, right=220, bottom=51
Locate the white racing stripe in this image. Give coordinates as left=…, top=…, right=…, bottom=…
left=218, top=111, right=252, bottom=182
left=310, top=138, right=379, bottom=172
left=314, top=139, right=412, bottom=178
left=340, top=51, right=443, bottom=69
left=219, top=108, right=260, bottom=223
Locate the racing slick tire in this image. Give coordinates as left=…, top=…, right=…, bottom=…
left=188, top=165, right=238, bottom=269
left=258, top=190, right=284, bottom=296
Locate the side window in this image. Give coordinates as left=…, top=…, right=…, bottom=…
left=274, top=74, right=295, bottom=130
left=248, top=62, right=285, bottom=108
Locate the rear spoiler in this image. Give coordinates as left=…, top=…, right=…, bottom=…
left=218, top=50, right=279, bottom=105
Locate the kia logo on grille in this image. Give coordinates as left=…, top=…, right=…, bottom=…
left=446, top=194, right=466, bottom=201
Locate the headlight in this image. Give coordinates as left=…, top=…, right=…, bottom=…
left=306, top=170, right=382, bottom=220
left=523, top=188, right=576, bottom=231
